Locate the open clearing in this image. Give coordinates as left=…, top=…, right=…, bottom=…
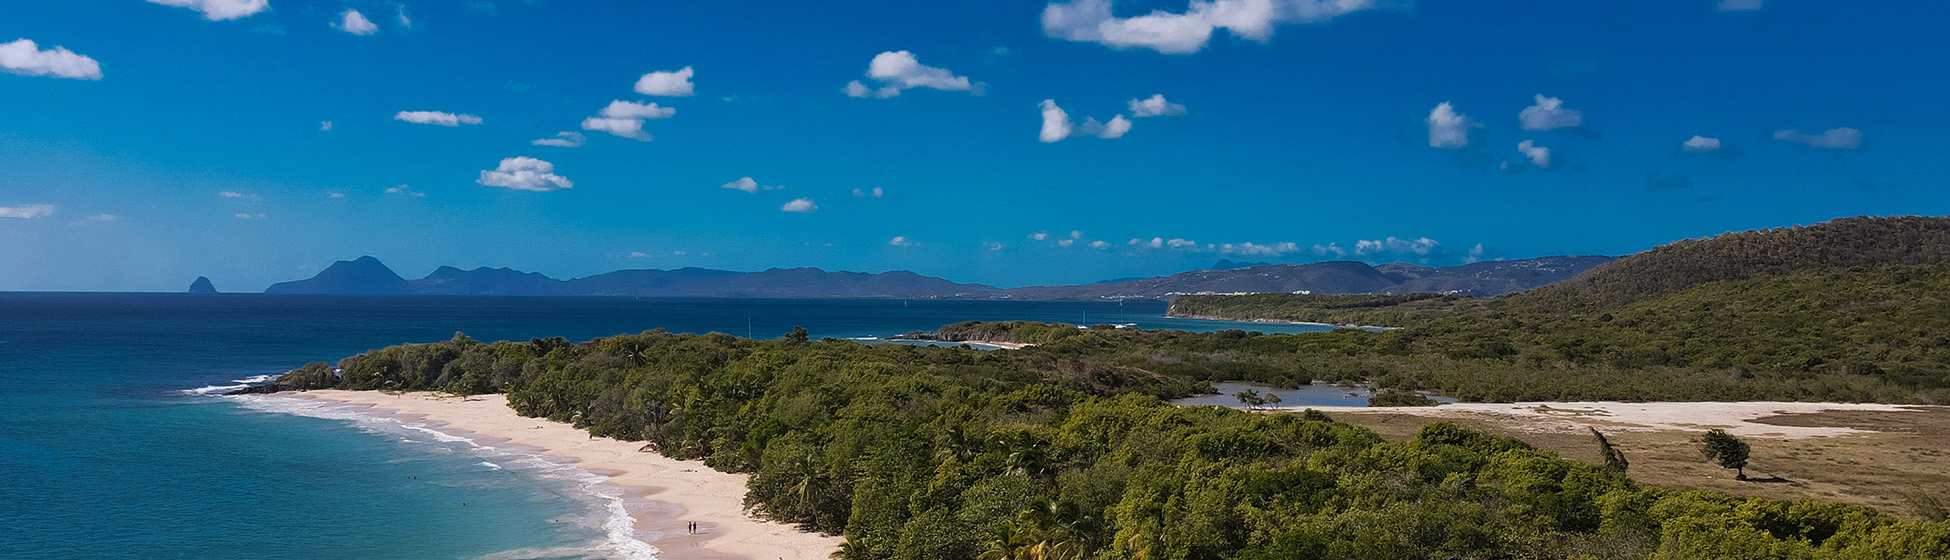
left=1300, top=402, right=1950, bottom=519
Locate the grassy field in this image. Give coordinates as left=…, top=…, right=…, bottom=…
left=1317, top=405, right=1950, bottom=520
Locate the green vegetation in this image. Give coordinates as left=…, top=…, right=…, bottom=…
left=272, top=328, right=1950, bottom=559
left=1169, top=216, right=1950, bottom=404
left=1699, top=429, right=1754, bottom=480
left=1368, top=389, right=1439, bottom=407
left=1591, top=427, right=1630, bottom=476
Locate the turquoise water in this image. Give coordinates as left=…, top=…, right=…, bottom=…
left=0, top=294, right=1332, bottom=559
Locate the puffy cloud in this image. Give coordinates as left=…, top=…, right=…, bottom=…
left=852, top=187, right=885, bottom=198
left=1517, top=139, right=1551, bottom=168
left=780, top=198, right=818, bottom=213
left=1425, top=102, right=1471, bottom=148
left=1040, top=0, right=1381, bottom=54
left=394, top=111, right=482, bottom=126
left=1645, top=172, right=1693, bottom=191
left=1029, top=231, right=1051, bottom=241
left=0, top=39, right=102, bottom=80
left=1088, top=240, right=1111, bottom=249
left=1354, top=236, right=1439, bottom=256
left=0, top=204, right=55, bottom=219
left=845, top=51, right=976, bottom=98
left=1773, top=127, right=1862, bottom=150
left=578, top=100, right=675, bottom=141
left=335, top=9, right=378, bottom=35
left=1039, top=100, right=1132, bottom=142
left=533, top=131, right=586, bottom=147
left=598, top=100, right=676, bottom=120
left=477, top=157, right=573, bottom=192
left=1680, top=135, right=1721, bottom=153
left=1128, top=94, right=1187, bottom=117
left=1518, top=94, right=1582, bottom=131
left=722, top=177, right=759, bottom=193
left=889, top=236, right=915, bottom=247
left=581, top=118, right=648, bottom=140
left=1717, top=0, right=1762, bottom=11
left=145, top=0, right=268, bottom=21
left=635, top=66, right=695, bottom=97
left=1039, top=100, right=1075, bottom=142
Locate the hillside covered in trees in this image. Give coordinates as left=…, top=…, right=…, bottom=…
left=258, top=330, right=1949, bottom=559
left=1171, top=216, right=1950, bottom=403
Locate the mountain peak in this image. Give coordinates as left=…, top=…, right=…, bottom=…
left=187, top=276, right=218, bottom=294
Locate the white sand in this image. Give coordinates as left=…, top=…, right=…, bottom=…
left=1307, top=401, right=1939, bottom=439
left=286, top=390, right=843, bottom=560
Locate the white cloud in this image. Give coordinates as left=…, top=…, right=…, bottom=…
left=1039, top=100, right=1074, bottom=142
left=1128, top=94, right=1187, bottom=117
left=1680, top=135, right=1721, bottom=153
left=889, top=236, right=915, bottom=247
left=395, top=111, right=482, bottom=126
left=1040, top=0, right=1381, bottom=54
left=76, top=213, right=116, bottom=224
left=852, top=187, right=884, bottom=198
left=1059, top=239, right=1076, bottom=247
left=1773, top=127, right=1863, bottom=150
left=320, top=121, right=333, bottom=131
left=845, top=51, right=976, bottom=98
left=578, top=101, right=674, bottom=141
left=984, top=241, right=1007, bottom=251
left=533, top=131, right=586, bottom=147
left=598, top=100, right=676, bottom=120
left=335, top=9, right=379, bottom=35
left=1354, top=236, right=1439, bottom=256
left=385, top=185, right=426, bottom=197
left=780, top=198, right=818, bottom=213
left=145, top=0, right=268, bottom=21
left=1088, top=240, right=1111, bottom=249
left=396, top=7, right=413, bottom=28
left=1517, top=139, right=1551, bottom=168
left=1717, top=0, right=1762, bottom=11
left=1029, top=231, right=1050, bottom=241
left=1039, top=100, right=1132, bottom=142
left=235, top=213, right=266, bottom=219
left=477, top=157, right=573, bottom=192
left=1518, top=94, right=1582, bottom=131
left=1426, top=102, right=1471, bottom=148
left=581, top=118, right=649, bottom=141
left=723, top=177, right=758, bottom=193
left=217, top=191, right=261, bottom=200
left=0, top=39, right=102, bottom=80
left=0, top=204, right=55, bottom=219
left=635, top=66, right=695, bottom=97
left=328, top=192, right=345, bottom=199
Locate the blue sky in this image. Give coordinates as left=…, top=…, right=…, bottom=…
left=2, top=0, right=1945, bottom=291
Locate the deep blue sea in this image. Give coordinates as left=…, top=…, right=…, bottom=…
left=0, top=294, right=1332, bottom=559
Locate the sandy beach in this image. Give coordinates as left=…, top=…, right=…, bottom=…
left=1311, top=401, right=1937, bottom=439
left=283, top=390, right=843, bottom=560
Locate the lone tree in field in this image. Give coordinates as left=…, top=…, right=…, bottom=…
left=1697, top=428, right=1751, bottom=480
left=1589, top=427, right=1629, bottom=475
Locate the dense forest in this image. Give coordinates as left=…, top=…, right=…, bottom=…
left=263, top=330, right=1949, bottom=559
left=1171, top=216, right=1950, bottom=404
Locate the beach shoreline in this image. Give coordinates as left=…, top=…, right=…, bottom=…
left=274, top=390, right=843, bottom=560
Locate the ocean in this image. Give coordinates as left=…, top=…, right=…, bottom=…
left=0, top=294, right=1333, bottom=559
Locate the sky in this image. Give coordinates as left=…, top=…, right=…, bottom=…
left=1, top=0, right=1946, bottom=291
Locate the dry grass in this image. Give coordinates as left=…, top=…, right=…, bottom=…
left=1317, top=406, right=1950, bottom=520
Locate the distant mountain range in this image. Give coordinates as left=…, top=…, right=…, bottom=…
left=256, top=255, right=1613, bottom=300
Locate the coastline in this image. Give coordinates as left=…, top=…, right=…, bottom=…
left=275, top=390, right=843, bottom=560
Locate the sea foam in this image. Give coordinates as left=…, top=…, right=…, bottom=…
left=223, top=394, right=661, bottom=560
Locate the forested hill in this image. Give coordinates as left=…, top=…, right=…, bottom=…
left=1539, top=215, right=1950, bottom=309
